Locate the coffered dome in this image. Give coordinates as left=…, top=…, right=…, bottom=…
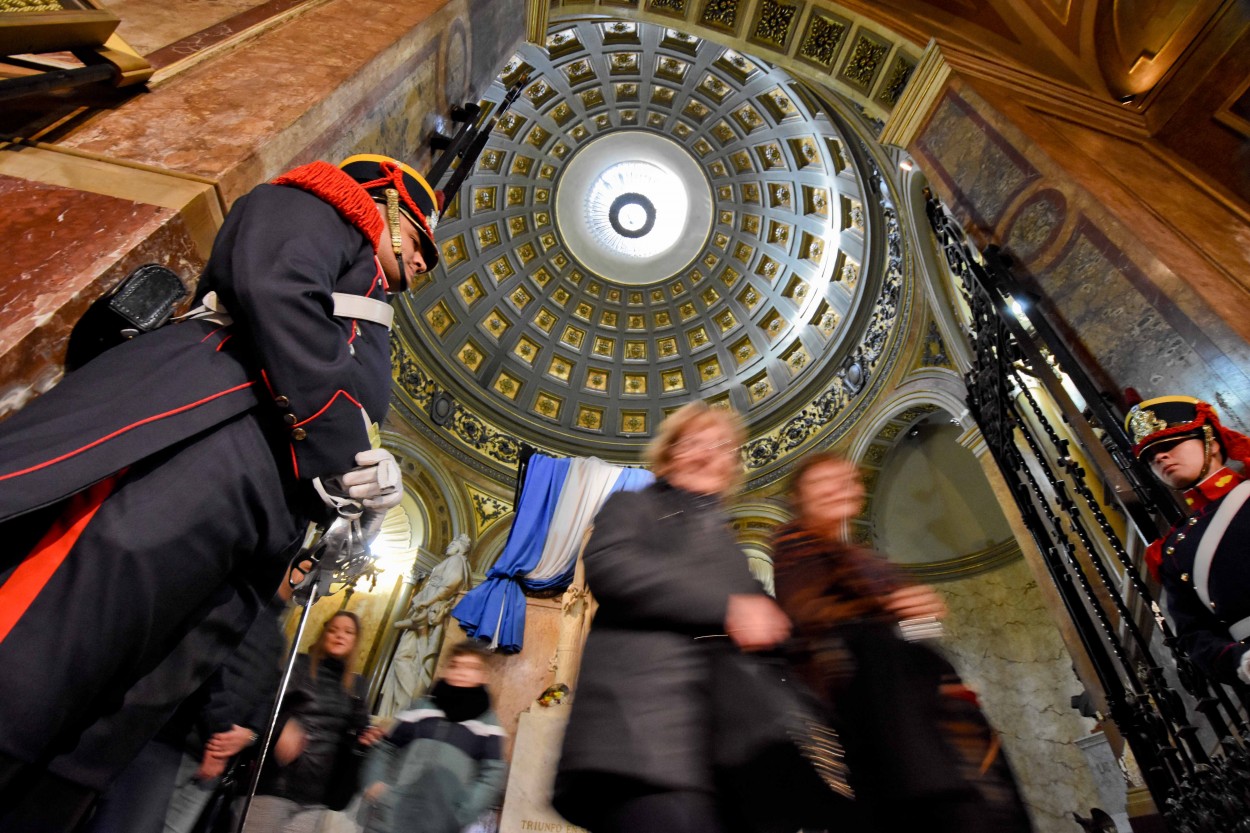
left=394, top=18, right=897, bottom=466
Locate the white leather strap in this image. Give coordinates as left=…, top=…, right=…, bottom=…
left=1229, top=616, right=1250, bottom=642
left=1193, top=480, right=1250, bottom=609
left=332, top=293, right=393, bottom=330
left=176, top=291, right=393, bottom=331
left=175, top=290, right=232, bottom=326
left=201, top=290, right=227, bottom=313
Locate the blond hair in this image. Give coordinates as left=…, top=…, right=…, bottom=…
left=646, top=402, right=747, bottom=491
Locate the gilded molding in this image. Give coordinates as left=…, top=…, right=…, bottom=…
left=878, top=40, right=950, bottom=148
left=525, top=0, right=548, bottom=47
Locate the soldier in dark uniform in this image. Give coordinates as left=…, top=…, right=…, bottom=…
left=1127, top=396, right=1250, bottom=684
left=0, top=154, right=442, bottom=831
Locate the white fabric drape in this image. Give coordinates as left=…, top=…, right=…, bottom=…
left=525, top=457, right=623, bottom=583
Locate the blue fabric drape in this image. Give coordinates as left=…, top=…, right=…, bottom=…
left=612, top=466, right=655, bottom=494
left=452, top=455, right=570, bottom=651
left=452, top=456, right=654, bottom=652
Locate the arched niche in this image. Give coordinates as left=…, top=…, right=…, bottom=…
left=869, top=408, right=1018, bottom=579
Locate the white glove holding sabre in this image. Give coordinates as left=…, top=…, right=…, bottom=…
left=313, top=448, right=403, bottom=547
left=314, top=448, right=403, bottom=514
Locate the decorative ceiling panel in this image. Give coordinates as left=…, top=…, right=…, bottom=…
left=394, top=17, right=900, bottom=460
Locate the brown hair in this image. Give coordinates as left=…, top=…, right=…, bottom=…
left=645, top=402, right=746, bottom=490
left=448, top=638, right=494, bottom=665
left=309, top=610, right=362, bottom=693
left=787, top=451, right=858, bottom=502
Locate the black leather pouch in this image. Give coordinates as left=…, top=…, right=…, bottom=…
left=66, top=264, right=187, bottom=370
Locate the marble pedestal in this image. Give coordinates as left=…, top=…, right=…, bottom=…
left=499, top=706, right=587, bottom=833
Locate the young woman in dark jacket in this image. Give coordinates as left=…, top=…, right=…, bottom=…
left=246, top=610, right=381, bottom=830
left=772, top=452, right=1031, bottom=833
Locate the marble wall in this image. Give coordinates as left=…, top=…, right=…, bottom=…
left=0, top=149, right=219, bottom=417
left=937, top=557, right=1104, bottom=833
left=913, top=80, right=1250, bottom=433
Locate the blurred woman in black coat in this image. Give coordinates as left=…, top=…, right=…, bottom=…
left=554, top=403, right=793, bottom=833
left=246, top=610, right=381, bottom=831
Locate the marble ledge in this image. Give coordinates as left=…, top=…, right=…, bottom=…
left=58, top=0, right=465, bottom=205
left=0, top=174, right=205, bottom=418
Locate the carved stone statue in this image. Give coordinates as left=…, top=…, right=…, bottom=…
left=552, top=528, right=596, bottom=693
left=377, top=533, right=471, bottom=717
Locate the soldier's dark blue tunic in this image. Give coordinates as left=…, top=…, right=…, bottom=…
left=1155, top=467, right=1250, bottom=682
left=0, top=171, right=392, bottom=792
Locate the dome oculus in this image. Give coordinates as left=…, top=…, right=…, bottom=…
left=554, top=131, right=713, bottom=285
left=586, top=161, right=681, bottom=254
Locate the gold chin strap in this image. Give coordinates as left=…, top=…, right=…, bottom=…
left=385, top=188, right=406, bottom=291
left=1196, top=424, right=1216, bottom=484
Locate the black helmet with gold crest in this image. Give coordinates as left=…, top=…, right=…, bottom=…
left=339, top=154, right=442, bottom=271
left=1126, top=395, right=1250, bottom=467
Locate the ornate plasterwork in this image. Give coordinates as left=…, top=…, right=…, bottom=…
left=797, top=10, right=849, bottom=70
left=700, top=0, right=742, bottom=33
left=467, top=484, right=513, bottom=536
left=876, top=52, right=917, bottom=108
left=839, top=31, right=892, bottom=93
left=390, top=18, right=917, bottom=481
left=748, top=0, right=801, bottom=52
left=742, top=202, right=912, bottom=484
left=919, top=319, right=953, bottom=369
left=392, top=186, right=911, bottom=485
left=551, top=1, right=920, bottom=121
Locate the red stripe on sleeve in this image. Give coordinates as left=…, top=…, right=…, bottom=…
left=292, top=390, right=363, bottom=428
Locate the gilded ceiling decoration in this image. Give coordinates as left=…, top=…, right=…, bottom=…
left=392, top=18, right=913, bottom=477
left=554, top=0, right=920, bottom=122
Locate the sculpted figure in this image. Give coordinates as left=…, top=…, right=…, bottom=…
left=378, top=535, right=472, bottom=717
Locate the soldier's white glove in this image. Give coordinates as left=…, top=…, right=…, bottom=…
left=1238, top=648, right=1250, bottom=685
left=340, top=449, right=403, bottom=511
left=313, top=449, right=403, bottom=518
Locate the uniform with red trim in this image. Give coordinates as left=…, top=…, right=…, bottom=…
left=0, top=155, right=441, bottom=826
left=1128, top=396, right=1250, bottom=684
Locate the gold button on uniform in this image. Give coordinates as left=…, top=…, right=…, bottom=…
left=283, top=414, right=296, bottom=425
left=1181, top=573, right=1189, bottom=583
left=274, top=395, right=290, bottom=407
left=291, top=428, right=307, bottom=440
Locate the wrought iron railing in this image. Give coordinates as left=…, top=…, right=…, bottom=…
left=925, top=194, right=1250, bottom=831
